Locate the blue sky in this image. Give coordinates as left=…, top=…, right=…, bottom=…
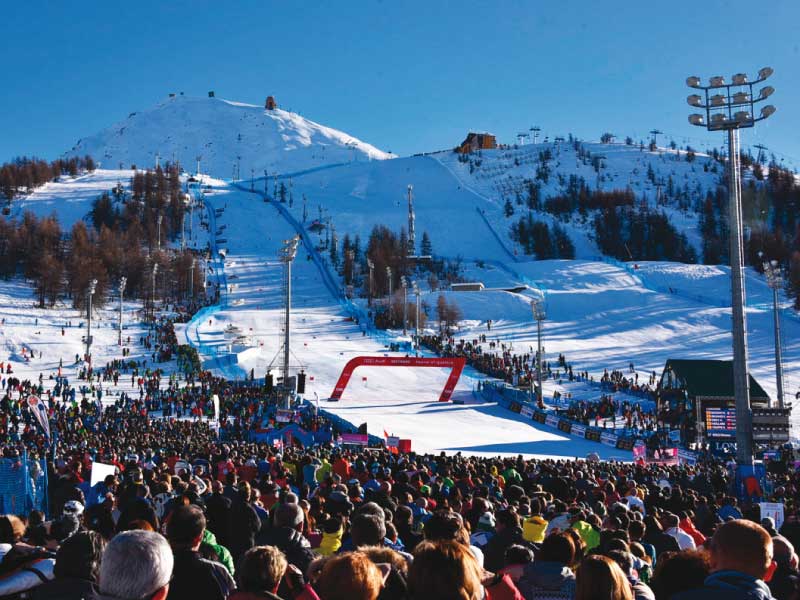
left=1, top=0, right=798, bottom=167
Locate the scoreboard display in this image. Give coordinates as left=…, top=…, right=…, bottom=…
left=705, top=407, right=736, bottom=437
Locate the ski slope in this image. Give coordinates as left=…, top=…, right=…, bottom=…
left=65, top=95, right=392, bottom=176
left=182, top=179, right=634, bottom=459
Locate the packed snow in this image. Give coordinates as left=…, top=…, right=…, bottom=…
left=65, top=95, right=392, bottom=177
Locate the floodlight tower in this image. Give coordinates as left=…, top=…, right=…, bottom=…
left=118, top=277, right=127, bottom=346
left=157, top=214, right=163, bottom=252
left=386, top=266, right=393, bottom=300
left=86, top=279, right=98, bottom=364
left=530, top=126, right=541, bottom=145
left=278, top=236, right=300, bottom=409
left=532, top=299, right=546, bottom=406
left=686, top=66, right=777, bottom=471
left=762, top=258, right=785, bottom=409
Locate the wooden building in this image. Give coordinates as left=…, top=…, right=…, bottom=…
left=456, top=132, right=497, bottom=154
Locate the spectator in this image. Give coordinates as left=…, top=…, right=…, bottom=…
left=407, top=540, right=484, bottom=600
left=576, top=555, right=633, bottom=600
left=228, top=483, right=261, bottom=561
left=230, top=545, right=319, bottom=600
left=650, top=550, right=710, bottom=600
left=166, top=504, right=236, bottom=600
left=94, top=530, right=172, bottom=600
left=672, top=520, right=777, bottom=600
left=32, top=531, right=106, bottom=600
left=607, top=548, right=655, bottom=600
left=664, top=513, right=696, bottom=551
left=768, top=536, right=799, bottom=600
left=315, top=552, right=384, bottom=600
left=484, top=509, right=536, bottom=573
left=517, top=531, right=577, bottom=600
left=257, top=503, right=316, bottom=575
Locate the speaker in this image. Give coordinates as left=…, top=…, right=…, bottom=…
left=358, top=423, right=368, bottom=435
left=266, top=372, right=273, bottom=393
left=297, top=371, right=306, bottom=394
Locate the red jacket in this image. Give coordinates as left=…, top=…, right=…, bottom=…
left=680, top=517, right=707, bottom=547
left=485, top=573, right=525, bottom=600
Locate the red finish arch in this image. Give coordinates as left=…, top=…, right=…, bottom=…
left=330, top=356, right=467, bottom=402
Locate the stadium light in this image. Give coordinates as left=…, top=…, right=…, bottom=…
left=761, top=256, right=786, bottom=410
left=531, top=299, right=546, bottom=406
left=86, top=279, right=98, bottom=365
left=118, top=277, right=127, bottom=346
left=685, top=66, right=777, bottom=473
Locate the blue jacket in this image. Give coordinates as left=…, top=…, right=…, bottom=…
left=673, top=570, right=776, bottom=600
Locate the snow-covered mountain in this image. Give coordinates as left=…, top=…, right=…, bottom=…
left=65, top=95, right=393, bottom=176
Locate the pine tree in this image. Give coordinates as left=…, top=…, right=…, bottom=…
left=421, top=231, right=433, bottom=256
left=504, top=198, right=515, bottom=217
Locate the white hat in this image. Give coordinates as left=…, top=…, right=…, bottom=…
left=63, top=500, right=85, bottom=516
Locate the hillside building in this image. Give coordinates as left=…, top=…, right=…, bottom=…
left=657, top=359, right=789, bottom=452
left=457, top=132, right=497, bottom=154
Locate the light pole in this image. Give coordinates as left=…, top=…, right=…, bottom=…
left=189, top=257, right=195, bottom=299
left=118, top=277, right=126, bottom=346
left=762, top=258, right=785, bottom=409
left=86, top=279, right=97, bottom=365
left=157, top=214, right=163, bottom=253
left=386, top=266, right=393, bottom=301
left=532, top=299, right=546, bottom=406
left=279, top=236, right=300, bottom=409
left=151, top=263, right=159, bottom=323
left=412, top=281, right=421, bottom=357
left=686, top=66, right=776, bottom=471
left=367, top=258, right=375, bottom=306
left=401, top=276, right=408, bottom=335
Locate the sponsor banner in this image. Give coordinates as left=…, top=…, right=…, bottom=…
left=340, top=433, right=368, bottom=446
left=520, top=405, right=535, bottom=419
left=760, top=502, right=785, bottom=530
left=585, top=428, right=602, bottom=442
left=276, top=409, right=293, bottom=423
left=668, top=429, right=681, bottom=443
left=545, top=414, right=559, bottom=428
left=533, top=411, right=547, bottom=424
left=572, top=424, right=587, bottom=438
left=386, top=436, right=400, bottom=448
left=601, top=431, right=619, bottom=447
left=509, top=402, right=522, bottom=414
left=677, top=448, right=698, bottom=465
left=616, top=437, right=635, bottom=451
left=557, top=419, right=572, bottom=434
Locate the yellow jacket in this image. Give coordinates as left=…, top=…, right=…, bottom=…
left=316, top=527, right=343, bottom=556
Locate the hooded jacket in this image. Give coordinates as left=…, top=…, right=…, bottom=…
left=672, top=570, right=776, bottom=600
left=256, top=527, right=317, bottom=575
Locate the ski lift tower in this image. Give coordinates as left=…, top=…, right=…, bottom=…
left=278, top=236, right=300, bottom=409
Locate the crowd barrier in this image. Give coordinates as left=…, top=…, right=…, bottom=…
left=0, top=456, right=48, bottom=516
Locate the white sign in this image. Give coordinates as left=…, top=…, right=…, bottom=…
left=572, top=424, right=586, bottom=438
left=760, top=502, right=785, bottom=530
left=90, top=462, right=117, bottom=487
left=386, top=436, right=400, bottom=448
left=545, top=414, right=559, bottom=428
left=520, top=405, right=534, bottom=418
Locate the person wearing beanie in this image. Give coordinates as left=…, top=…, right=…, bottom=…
left=470, top=512, right=496, bottom=549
